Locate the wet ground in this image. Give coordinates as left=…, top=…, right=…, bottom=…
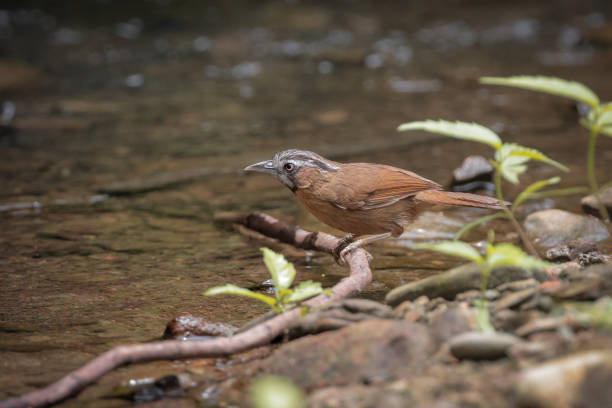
left=1, top=0, right=612, bottom=405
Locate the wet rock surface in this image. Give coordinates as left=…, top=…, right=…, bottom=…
left=524, top=209, right=610, bottom=251
left=163, top=315, right=237, bottom=339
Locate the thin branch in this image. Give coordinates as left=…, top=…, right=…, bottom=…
left=0, top=212, right=372, bottom=408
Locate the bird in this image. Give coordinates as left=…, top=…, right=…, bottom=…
left=245, top=149, right=505, bottom=263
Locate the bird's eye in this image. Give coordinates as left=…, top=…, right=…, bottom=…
left=284, top=162, right=295, bottom=172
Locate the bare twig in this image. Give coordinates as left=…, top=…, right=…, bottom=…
left=0, top=212, right=371, bottom=408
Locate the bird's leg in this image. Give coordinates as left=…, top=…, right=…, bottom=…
left=332, top=233, right=356, bottom=263
left=338, top=232, right=392, bottom=264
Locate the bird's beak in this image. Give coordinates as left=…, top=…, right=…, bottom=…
left=244, top=160, right=276, bottom=175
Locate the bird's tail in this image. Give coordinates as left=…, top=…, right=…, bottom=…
left=415, top=190, right=509, bottom=209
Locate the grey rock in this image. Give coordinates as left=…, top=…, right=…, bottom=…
left=448, top=331, right=522, bottom=360
left=449, top=155, right=494, bottom=192
left=516, top=351, right=612, bottom=408
left=581, top=186, right=612, bottom=218
left=260, top=319, right=434, bottom=388
left=429, top=305, right=477, bottom=346
left=524, top=209, right=610, bottom=251
left=496, top=279, right=539, bottom=293
left=386, top=263, right=534, bottom=307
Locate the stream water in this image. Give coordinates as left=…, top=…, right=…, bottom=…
left=1, top=0, right=611, bottom=405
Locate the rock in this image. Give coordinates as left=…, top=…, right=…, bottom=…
left=163, top=315, right=237, bottom=339
left=449, top=155, right=494, bottom=192
left=515, top=316, right=571, bottom=337
left=259, top=319, right=433, bottom=388
left=386, top=263, right=535, bottom=307
left=545, top=240, right=603, bottom=266
left=429, top=305, right=477, bottom=346
left=516, top=351, right=612, bottom=408
left=492, top=288, right=538, bottom=313
left=448, top=331, right=522, bottom=361
left=582, top=188, right=612, bottom=218
left=524, top=209, right=610, bottom=251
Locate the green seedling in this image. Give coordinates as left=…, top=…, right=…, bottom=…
left=205, top=248, right=330, bottom=314
left=248, top=375, right=306, bottom=408
left=398, top=119, right=568, bottom=257
left=411, top=239, right=550, bottom=333
left=481, top=75, right=612, bottom=221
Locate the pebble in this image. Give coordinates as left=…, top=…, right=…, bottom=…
left=524, top=209, right=610, bottom=250
left=492, top=287, right=538, bottom=313
left=448, top=331, right=522, bottom=360
left=449, top=155, right=494, bottom=192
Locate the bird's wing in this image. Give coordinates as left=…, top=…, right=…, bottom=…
left=327, top=163, right=442, bottom=210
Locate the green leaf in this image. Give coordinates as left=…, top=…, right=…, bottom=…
left=597, top=109, right=612, bottom=137
left=204, top=284, right=277, bottom=307
left=261, top=247, right=296, bottom=290
left=496, top=143, right=569, bottom=172
left=512, top=176, right=561, bottom=211
left=480, top=76, right=600, bottom=109
left=494, top=143, right=568, bottom=184
left=411, top=241, right=483, bottom=263
left=284, top=281, right=326, bottom=303
left=485, top=243, right=550, bottom=270
left=397, top=120, right=502, bottom=149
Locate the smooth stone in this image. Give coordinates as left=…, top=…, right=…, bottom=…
left=524, top=209, right=610, bottom=251
left=516, top=351, right=612, bottom=408
left=386, top=263, right=535, bottom=307
left=163, top=315, right=237, bottom=339
left=581, top=186, right=612, bottom=218
left=449, top=155, right=494, bottom=192
left=448, top=331, right=521, bottom=360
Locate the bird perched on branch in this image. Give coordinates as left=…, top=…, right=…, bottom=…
left=245, top=149, right=505, bottom=263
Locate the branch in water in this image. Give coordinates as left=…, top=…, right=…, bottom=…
left=0, top=212, right=372, bottom=408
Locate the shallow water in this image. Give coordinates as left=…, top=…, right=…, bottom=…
left=1, top=0, right=612, bottom=404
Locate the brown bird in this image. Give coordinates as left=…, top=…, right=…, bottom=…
left=245, top=149, right=505, bottom=262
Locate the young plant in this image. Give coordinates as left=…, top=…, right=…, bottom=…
left=398, top=120, right=568, bottom=257
left=205, top=247, right=329, bottom=313
left=411, top=239, right=550, bottom=332
left=481, top=75, right=612, bottom=221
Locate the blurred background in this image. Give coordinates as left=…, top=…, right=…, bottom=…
left=1, top=0, right=612, bottom=403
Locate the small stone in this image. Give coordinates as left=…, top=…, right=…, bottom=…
left=515, top=316, right=569, bottom=337
left=516, top=351, right=612, bottom=408
left=448, top=331, right=521, bottom=360
left=524, top=209, right=610, bottom=251
left=546, top=240, right=602, bottom=266
left=581, top=186, right=612, bottom=218
left=449, top=155, right=494, bottom=192
left=492, top=287, right=538, bottom=313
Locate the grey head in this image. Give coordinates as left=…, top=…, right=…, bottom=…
left=244, top=149, right=339, bottom=191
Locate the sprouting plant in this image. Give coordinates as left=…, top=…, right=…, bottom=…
left=398, top=119, right=568, bottom=257
left=411, top=239, right=550, bottom=332
left=481, top=76, right=612, bottom=221
left=248, top=375, right=306, bottom=408
left=204, top=247, right=329, bottom=314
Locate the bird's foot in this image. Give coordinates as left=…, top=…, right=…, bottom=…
left=335, top=243, right=373, bottom=265
left=332, top=234, right=355, bottom=264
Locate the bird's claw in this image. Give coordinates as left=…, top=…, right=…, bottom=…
left=334, top=245, right=373, bottom=265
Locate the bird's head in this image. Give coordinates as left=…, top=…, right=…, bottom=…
left=244, top=149, right=339, bottom=191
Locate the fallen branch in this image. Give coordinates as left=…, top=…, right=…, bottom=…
left=0, top=212, right=372, bottom=408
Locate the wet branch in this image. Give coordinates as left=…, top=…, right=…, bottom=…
left=0, top=212, right=372, bottom=408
